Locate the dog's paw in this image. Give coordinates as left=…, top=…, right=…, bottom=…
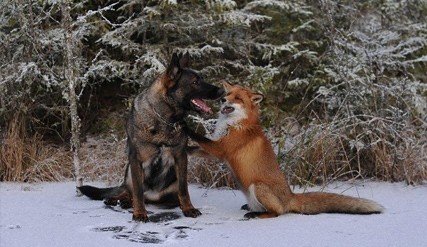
left=182, top=208, right=202, bottom=218
left=104, top=198, right=118, bottom=206
left=132, top=213, right=149, bottom=223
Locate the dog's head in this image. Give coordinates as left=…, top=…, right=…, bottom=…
left=163, top=52, right=224, bottom=114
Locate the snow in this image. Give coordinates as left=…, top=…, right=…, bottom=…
left=1, top=181, right=426, bottom=247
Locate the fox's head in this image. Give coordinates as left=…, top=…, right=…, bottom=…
left=218, top=80, right=264, bottom=124
left=211, top=81, right=263, bottom=139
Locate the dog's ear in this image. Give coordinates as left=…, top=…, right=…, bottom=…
left=251, top=93, right=264, bottom=105
left=167, top=53, right=181, bottom=81
left=221, top=80, right=233, bottom=92
left=179, top=52, right=190, bottom=68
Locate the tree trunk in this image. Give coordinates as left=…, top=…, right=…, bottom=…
left=61, top=0, right=83, bottom=194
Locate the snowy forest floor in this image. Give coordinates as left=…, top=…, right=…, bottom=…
left=1, top=181, right=426, bottom=247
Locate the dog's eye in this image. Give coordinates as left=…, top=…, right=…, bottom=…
left=192, top=80, right=200, bottom=85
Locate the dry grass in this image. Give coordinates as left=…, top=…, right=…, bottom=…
left=2, top=115, right=425, bottom=188
left=280, top=120, right=427, bottom=186
left=285, top=132, right=358, bottom=186
left=188, top=156, right=237, bottom=189
left=0, top=116, right=27, bottom=181
left=22, top=146, right=72, bottom=182
left=0, top=115, right=72, bottom=182
left=0, top=133, right=128, bottom=184
left=79, top=135, right=128, bottom=185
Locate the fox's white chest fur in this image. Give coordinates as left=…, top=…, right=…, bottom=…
left=211, top=103, right=247, bottom=140
left=210, top=102, right=264, bottom=211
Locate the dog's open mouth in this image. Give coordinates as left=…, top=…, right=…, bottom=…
left=191, top=99, right=212, bottom=114
left=221, top=106, right=235, bottom=114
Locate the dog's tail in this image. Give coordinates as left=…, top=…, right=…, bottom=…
left=77, top=185, right=127, bottom=201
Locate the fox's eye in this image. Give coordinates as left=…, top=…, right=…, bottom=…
left=235, top=96, right=243, bottom=102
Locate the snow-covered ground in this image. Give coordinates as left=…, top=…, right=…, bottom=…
left=1, top=181, right=426, bottom=247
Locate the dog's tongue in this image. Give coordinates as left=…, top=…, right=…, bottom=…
left=191, top=99, right=212, bottom=113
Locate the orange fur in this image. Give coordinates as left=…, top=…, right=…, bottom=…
left=191, top=81, right=384, bottom=219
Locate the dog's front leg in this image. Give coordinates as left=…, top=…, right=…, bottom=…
left=175, top=151, right=202, bottom=218
left=129, top=149, right=149, bottom=222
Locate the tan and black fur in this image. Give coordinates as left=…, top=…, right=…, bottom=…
left=188, top=81, right=384, bottom=219
left=78, top=53, right=224, bottom=222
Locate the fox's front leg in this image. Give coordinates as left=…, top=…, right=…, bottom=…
left=186, top=145, right=213, bottom=159
left=186, top=128, right=225, bottom=158
left=185, top=127, right=212, bottom=143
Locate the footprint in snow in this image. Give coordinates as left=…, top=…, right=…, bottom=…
left=92, top=211, right=202, bottom=244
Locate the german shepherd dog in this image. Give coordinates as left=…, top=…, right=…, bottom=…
left=78, top=52, right=224, bottom=222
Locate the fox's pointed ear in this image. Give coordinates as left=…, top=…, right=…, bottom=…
left=179, top=52, right=190, bottom=68
left=251, top=93, right=264, bottom=105
left=166, top=52, right=181, bottom=81
left=221, top=80, right=233, bottom=92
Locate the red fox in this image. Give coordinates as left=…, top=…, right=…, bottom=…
left=188, top=81, right=384, bottom=219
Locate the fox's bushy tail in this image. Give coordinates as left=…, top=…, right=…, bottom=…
left=289, top=192, right=384, bottom=215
